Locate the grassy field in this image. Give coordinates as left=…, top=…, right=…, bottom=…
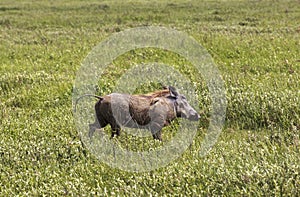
left=1, top=0, right=299, bottom=196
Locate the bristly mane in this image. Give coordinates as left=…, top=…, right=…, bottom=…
left=137, top=89, right=170, bottom=98
left=129, top=88, right=171, bottom=125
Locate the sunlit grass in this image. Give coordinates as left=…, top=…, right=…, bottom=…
left=0, top=0, right=299, bottom=195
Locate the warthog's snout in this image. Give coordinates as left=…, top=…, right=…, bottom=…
left=180, top=109, right=200, bottom=121
left=188, top=110, right=200, bottom=121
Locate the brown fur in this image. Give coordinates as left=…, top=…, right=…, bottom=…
left=140, top=89, right=171, bottom=99
left=88, top=89, right=175, bottom=141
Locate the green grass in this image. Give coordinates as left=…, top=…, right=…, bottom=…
left=0, top=0, right=299, bottom=195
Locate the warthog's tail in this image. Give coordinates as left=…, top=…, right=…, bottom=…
left=74, top=94, right=103, bottom=112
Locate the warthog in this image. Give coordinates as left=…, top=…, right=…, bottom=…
left=76, top=86, right=200, bottom=141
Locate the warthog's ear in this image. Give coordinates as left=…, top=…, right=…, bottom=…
left=169, top=86, right=179, bottom=98
left=150, top=97, right=161, bottom=105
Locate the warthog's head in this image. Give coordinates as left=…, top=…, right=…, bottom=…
left=168, top=86, right=200, bottom=121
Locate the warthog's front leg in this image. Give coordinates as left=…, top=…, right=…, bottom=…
left=149, top=116, right=164, bottom=141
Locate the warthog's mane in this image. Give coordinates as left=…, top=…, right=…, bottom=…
left=136, top=89, right=171, bottom=99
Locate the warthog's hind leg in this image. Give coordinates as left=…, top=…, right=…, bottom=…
left=152, top=130, right=162, bottom=141
left=89, top=122, right=99, bottom=139
left=89, top=117, right=107, bottom=139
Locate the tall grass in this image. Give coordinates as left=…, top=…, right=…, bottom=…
left=0, top=0, right=299, bottom=195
